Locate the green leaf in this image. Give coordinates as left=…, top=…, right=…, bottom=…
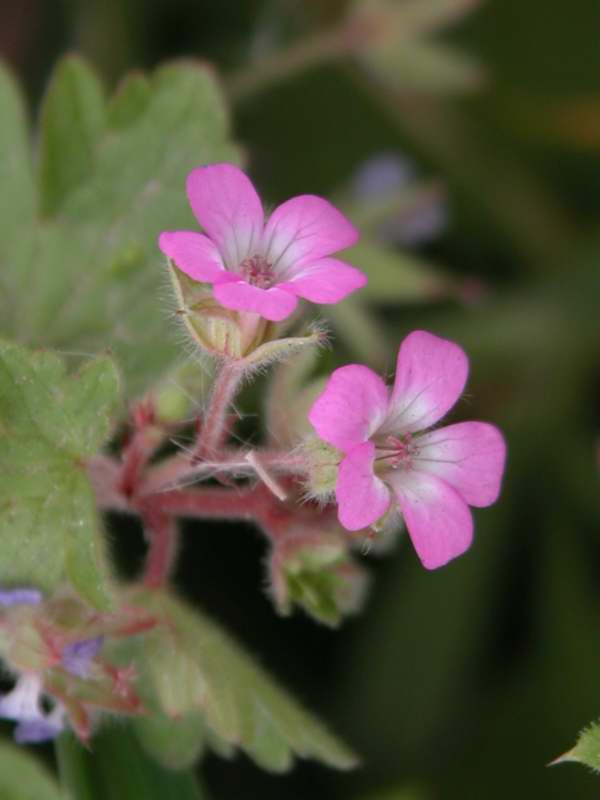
left=152, top=360, right=211, bottom=425
left=324, top=239, right=453, bottom=365
left=360, top=788, right=428, bottom=800
left=132, top=589, right=359, bottom=773
left=134, top=711, right=206, bottom=771
left=141, top=621, right=205, bottom=718
left=354, top=0, right=480, bottom=38
left=353, top=0, right=482, bottom=91
left=347, top=240, right=450, bottom=303
left=266, top=345, right=322, bottom=446
left=0, top=340, right=119, bottom=607
left=2, top=58, right=237, bottom=396
left=0, top=740, right=65, bottom=800
left=38, top=56, right=106, bottom=216
left=325, top=297, right=391, bottom=370
left=0, top=63, right=36, bottom=334
left=56, top=724, right=205, bottom=800
left=552, top=721, right=600, bottom=774
left=365, top=39, right=483, bottom=93
left=107, top=72, right=151, bottom=129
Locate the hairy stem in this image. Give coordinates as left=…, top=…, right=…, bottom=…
left=144, top=448, right=308, bottom=496
left=192, top=361, right=244, bottom=461
left=119, top=427, right=158, bottom=500
left=142, top=508, right=180, bottom=588
left=143, top=486, right=260, bottom=521
left=87, top=455, right=131, bottom=512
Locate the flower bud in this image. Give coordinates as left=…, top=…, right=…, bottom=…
left=168, top=262, right=328, bottom=371
left=269, top=530, right=369, bottom=627
left=168, top=262, right=274, bottom=360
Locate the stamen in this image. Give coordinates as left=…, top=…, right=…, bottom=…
left=240, top=255, right=274, bottom=289
left=375, top=434, right=415, bottom=470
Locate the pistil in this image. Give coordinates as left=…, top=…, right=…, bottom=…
left=375, top=434, right=414, bottom=470
left=240, top=255, right=275, bottom=289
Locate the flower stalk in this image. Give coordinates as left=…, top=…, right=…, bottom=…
left=190, top=360, right=245, bottom=460
left=142, top=508, right=179, bottom=589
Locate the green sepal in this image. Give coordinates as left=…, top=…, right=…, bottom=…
left=168, top=260, right=326, bottom=370
left=167, top=262, right=267, bottom=359
left=271, top=533, right=369, bottom=627
left=242, top=325, right=327, bottom=373
left=303, top=437, right=342, bottom=499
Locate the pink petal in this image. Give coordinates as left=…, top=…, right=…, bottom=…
left=262, top=195, right=358, bottom=276
left=186, top=164, right=264, bottom=269
left=308, top=364, right=389, bottom=451
left=336, top=442, right=391, bottom=531
left=279, top=258, right=367, bottom=303
left=386, top=330, right=469, bottom=434
left=158, top=231, right=225, bottom=283
left=389, top=470, right=473, bottom=569
left=213, top=280, right=298, bottom=322
left=414, top=422, right=506, bottom=507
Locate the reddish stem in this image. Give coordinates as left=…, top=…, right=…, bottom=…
left=120, top=429, right=150, bottom=499
left=191, top=362, right=244, bottom=461
left=142, top=507, right=180, bottom=588
left=87, top=455, right=131, bottom=512
left=119, top=400, right=165, bottom=501
left=86, top=368, right=326, bottom=588
left=139, top=447, right=308, bottom=496
left=143, top=485, right=261, bottom=522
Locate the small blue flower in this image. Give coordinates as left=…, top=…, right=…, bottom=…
left=14, top=706, right=64, bottom=744
left=0, top=587, right=42, bottom=607
left=0, top=674, right=64, bottom=744
left=351, top=153, right=447, bottom=247
left=62, top=636, right=104, bottom=679
left=352, top=153, right=413, bottom=200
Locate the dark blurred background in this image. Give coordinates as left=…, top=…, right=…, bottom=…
left=3, top=1, right=600, bottom=798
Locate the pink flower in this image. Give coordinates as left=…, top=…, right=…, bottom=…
left=159, top=164, right=366, bottom=322
left=308, top=330, right=506, bottom=569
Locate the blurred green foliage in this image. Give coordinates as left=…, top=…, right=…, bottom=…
left=0, top=55, right=236, bottom=396
left=2, top=0, right=600, bottom=798
left=130, top=589, right=358, bottom=772
left=0, top=740, right=65, bottom=800
left=0, top=341, right=118, bottom=608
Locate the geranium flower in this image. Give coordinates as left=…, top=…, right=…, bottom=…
left=159, top=163, right=366, bottom=321
left=308, top=330, right=506, bottom=569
